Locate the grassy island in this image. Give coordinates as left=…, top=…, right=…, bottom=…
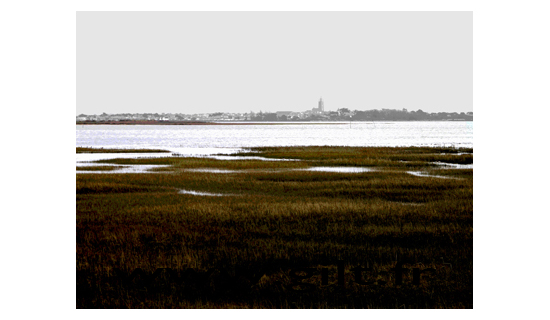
left=77, top=146, right=473, bottom=308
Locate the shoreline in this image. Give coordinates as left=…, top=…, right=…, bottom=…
left=76, top=120, right=472, bottom=126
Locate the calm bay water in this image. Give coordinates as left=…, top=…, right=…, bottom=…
left=76, top=121, right=473, bottom=154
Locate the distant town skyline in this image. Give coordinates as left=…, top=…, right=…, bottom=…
left=77, top=12, right=472, bottom=115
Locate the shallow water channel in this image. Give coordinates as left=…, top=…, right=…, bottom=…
left=76, top=163, right=172, bottom=174
left=77, top=149, right=471, bottom=194
left=406, top=171, right=459, bottom=179
left=178, top=189, right=236, bottom=197
left=76, top=147, right=298, bottom=174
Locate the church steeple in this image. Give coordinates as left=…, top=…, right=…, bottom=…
left=318, top=97, right=324, bottom=112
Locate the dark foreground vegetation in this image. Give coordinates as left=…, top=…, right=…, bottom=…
left=76, top=146, right=473, bottom=308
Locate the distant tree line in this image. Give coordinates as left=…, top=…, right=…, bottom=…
left=250, top=109, right=472, bottom=121
left=78, top=108, right=473, bottom=123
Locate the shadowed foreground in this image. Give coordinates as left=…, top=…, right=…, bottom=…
left=76, top=146, right=473, bottom=308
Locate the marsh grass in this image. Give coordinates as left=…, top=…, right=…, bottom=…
left=423, top=169, right=473, bottom=179
left=77, top=165, right=126, bottom=171
left=77, top=146, right=472, bottom=308
left=232, top=146, right=472, bottom=168
left=93, top=157, right=310, bottom=170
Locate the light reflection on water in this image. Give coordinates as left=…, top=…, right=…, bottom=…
left=76, top=150, right=294, bottom=165
left=406, top=171, right=459, bottom=179
left=76, top=152, right=173, bottom=163
left=432, top=162, right=473, bottom=169
left=77, top=122, right=473, bottom=150
left=76, top=122, right=473, bottom=175
left=76, top=165, right=379, bottom=174
left=185, top=168, right=244, bottom=173
left=77, top=122, right=472, bottom=169
left=76, top=164, right=171, bottom=174
left=296, top=167, right=376, bottom=173
left=202, top=155, right=297, bottom=161
left=181, top=167, right=377, bottom=174
left=178, top=189, right=235, bottom=197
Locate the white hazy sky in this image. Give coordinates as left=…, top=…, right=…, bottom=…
left=77, top=11, right=472, bottom=115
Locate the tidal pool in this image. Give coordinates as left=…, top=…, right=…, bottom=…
left=184, top=168, right=245, bottom=173
left=295, top=167, right=376, bottom=173
left=178, top=189, right=236, bottom=196
left=433, top=162, right=473, bottom=169
left=76, top=164, right=171, bottom=174
left=406, top=171, right=459, bottom=179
